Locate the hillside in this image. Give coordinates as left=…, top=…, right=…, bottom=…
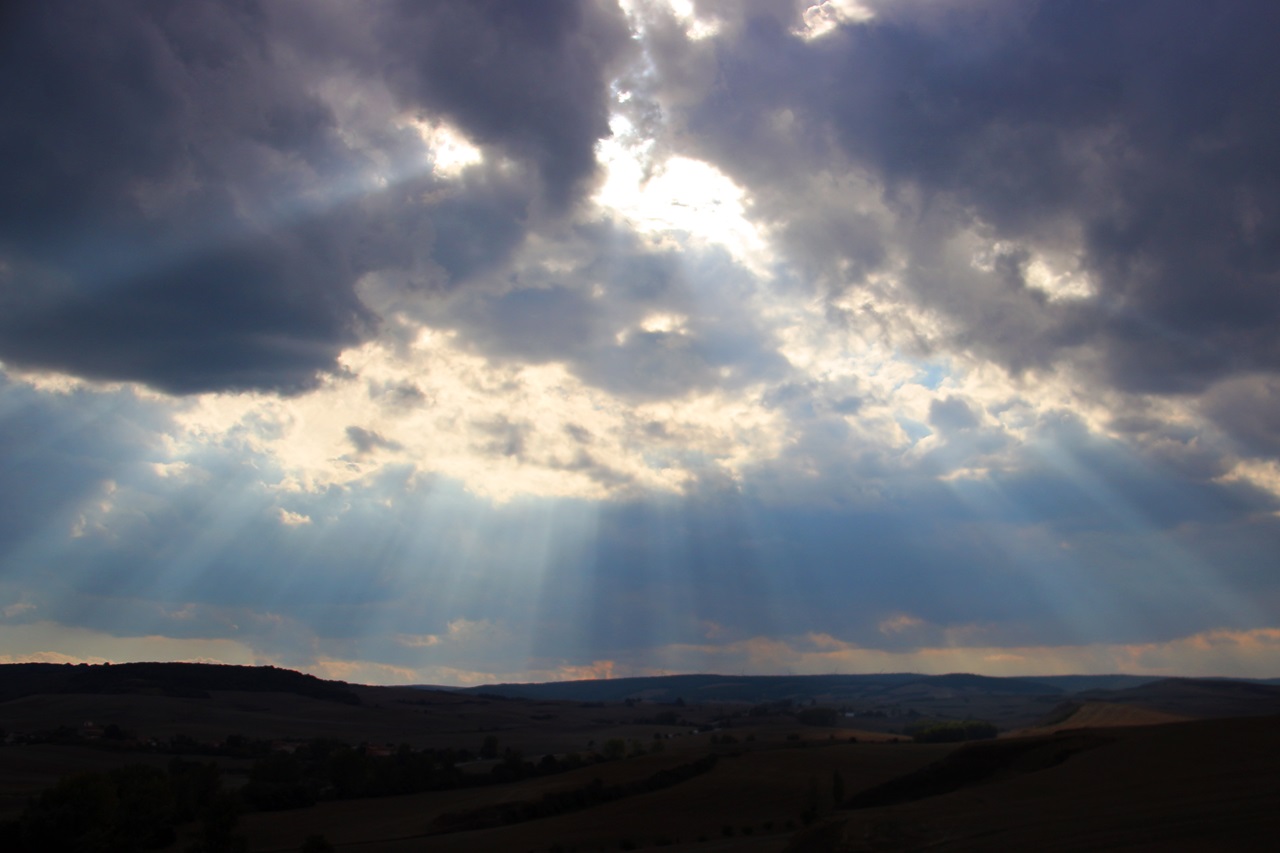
left=439, top=672, right=1073, bottom=704
left=0, top=662, right=361, bottom=705
left=793, top=714, right=1280, bottom=852
left=1072, top=676, right=1280, bottom=719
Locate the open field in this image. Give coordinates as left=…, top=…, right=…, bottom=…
left=1013, top=700, right=1190, bottom=735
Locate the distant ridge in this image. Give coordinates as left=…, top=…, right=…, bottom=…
left=0, top=662, right=362, bottom=705
left=424, top=672, right=1168, bottom=705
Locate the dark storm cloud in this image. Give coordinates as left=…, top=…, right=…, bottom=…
left=0, top=0, right=634, bottom=394
left=652, top=0, right=1280, bottom=395
left=1201, top=376, right=1280, bottom=459
left=378, top=0, right=633, bottom=212
left=0, top=0, right=373, bottom=393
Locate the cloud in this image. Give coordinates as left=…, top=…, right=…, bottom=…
left=3, top=602, right=36, bottom=619
left=633, top=626, right=1280, bottom=680
left=277, top=508, right=312, bottom=527
left=2, top=1, right=1280, bottom=686
left=928, top=397, right=979, bottom=434
left=1201, top=375, right=1280, bottom=459
left=0, top=0, right=637, bottom=394
left=345, top=426, right=402, bottom=456
left=645, top=0, right=1280, bottom=396
left=0, top=0, right=380, bottom=393
left=0, top=621, right=259, bottom=668
left=378, top=0, right=634, bottom=212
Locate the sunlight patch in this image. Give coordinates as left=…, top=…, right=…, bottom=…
left=620, top=0, right=721, bottom=41
left=409, top=119, right=484, bottom=178
left=395, top=633, right=441, bottom=649
left=639, top=312, right=689, bottom=334
left=878, top=613, right=924, bottom=635
left=594, top=133, right=774, bottom=274
left=277, top=508, right=312, bottom=527
left=1217, top=457, right=1280, bottom=501
left=794, top=0, right=875, bottom=40
left=969, top=237, right=1096, bottom=302
left=665, top=0, right=721, bottom=40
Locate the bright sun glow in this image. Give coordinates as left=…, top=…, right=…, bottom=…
left=794, top=0, right=875, bottom=40
left=595, top=119, right=773, bottom=274
left=410, top=120, right=484, bottom=177
left=620, top=0, right=722, bottom=41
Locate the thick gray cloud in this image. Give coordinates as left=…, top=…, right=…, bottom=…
left=435, top=223, right=791, bottom=400
left=0, top=0, right=634, bottom=394
left=378, top=0, right=633, bottom=212
left=648, top=0, right=1280, bottom=396
left=1202, top=376, right=1280, bottom=459
left=0, top=0, right=372, bottom=392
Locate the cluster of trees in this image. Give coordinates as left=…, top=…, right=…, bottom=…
left=630, top=709, right=690, bottom=726
left=0, top=758, right=244, bottom=853
left=0, top=662, right=361, bottom=705
left=241, top=738, right=585, bottom=811
left=905, top=720, right=999, bottom=743
left=4, top=724, right=683, bottom=851
left=7, top=722, right=680, bottom=850
left=2, top=728, right=673, bottom=850
left=796, top=707, right=842, bottom=727
left=240, top=731, right=676, bottom=813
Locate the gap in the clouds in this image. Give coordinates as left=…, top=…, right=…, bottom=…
left=593, top=135, right=774, bottom=275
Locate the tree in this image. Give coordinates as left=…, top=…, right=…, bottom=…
left=802, top=774, right=820, bottom=825
left=601, top=739, right=626, bottom=760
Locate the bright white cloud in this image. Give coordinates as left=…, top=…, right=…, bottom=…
left=595, top=134, right=774, bottom=275
left=794, top=0, right=875, bottom=40
left=410, top=119, right=485, bottom=177
left=167, top=329, right=788, bottom=503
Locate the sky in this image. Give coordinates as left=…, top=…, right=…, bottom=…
left=3, top=0, right=1280, bottom=686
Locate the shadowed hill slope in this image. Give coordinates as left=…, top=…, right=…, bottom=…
left=438, top=672, right=1075, bottom=704
left=0, top=662, right=361, bottom=705
left=789, top=714, right=1280, bottom=852
left=1073, top=677, right=1280, bottom=719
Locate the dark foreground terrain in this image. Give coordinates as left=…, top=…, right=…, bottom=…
left=1, top=663, right=1278, bottom=851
